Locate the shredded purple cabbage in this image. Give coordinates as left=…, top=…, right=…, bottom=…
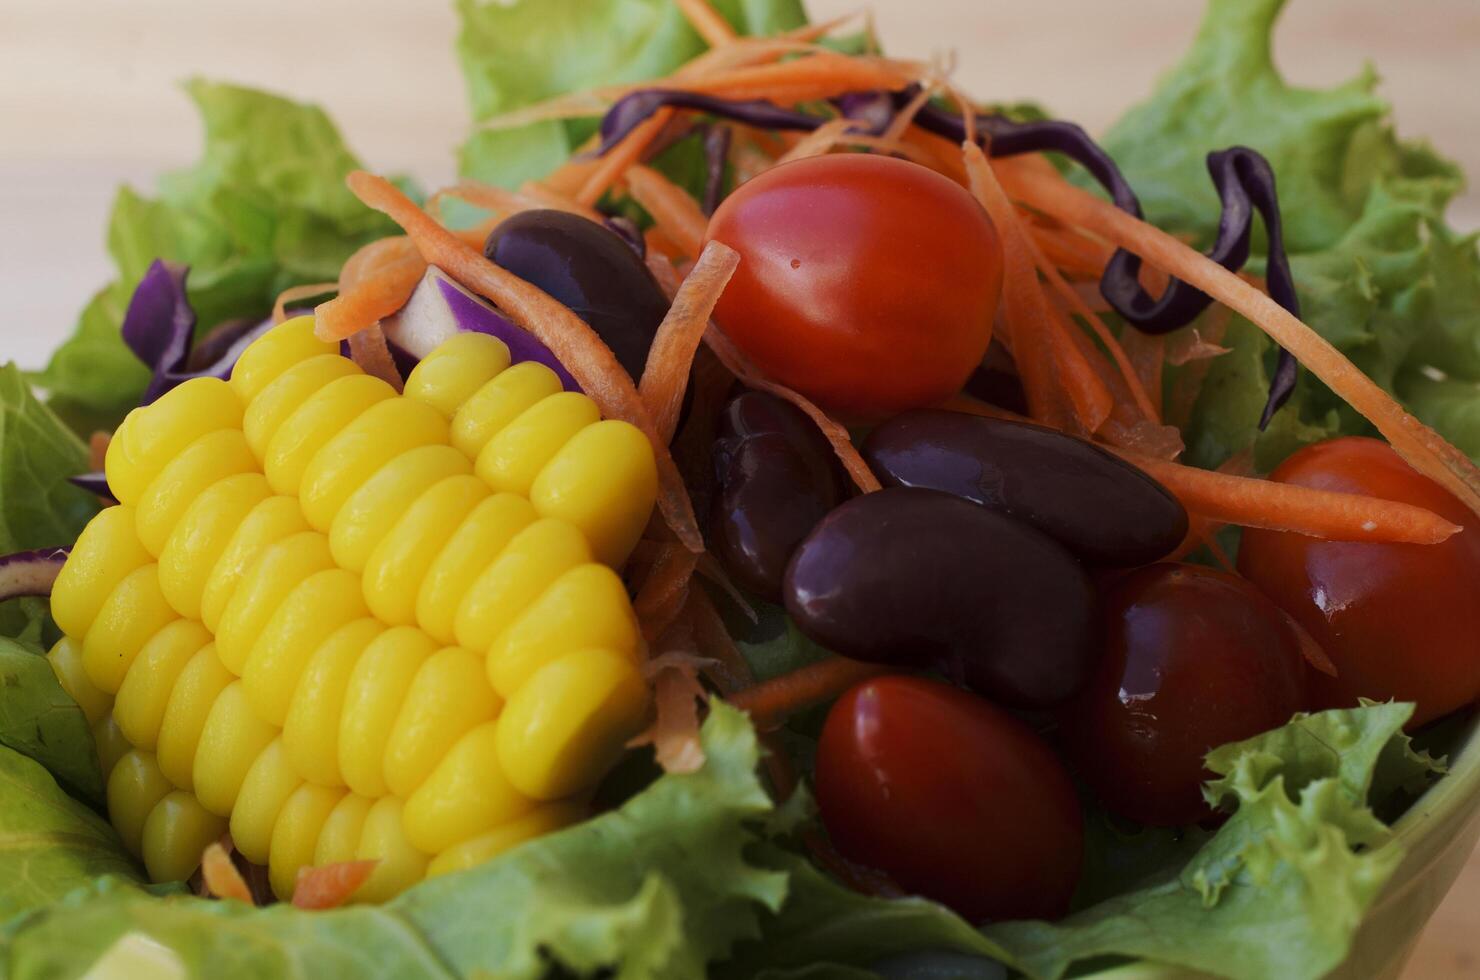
left=603, top=215, right=647, bottom=259
left=702, top=125, right=732, bottom=216
left=121, top=260, right=275, bottom=404
left=0, top=547, right=71, bottom=601
left=596, top=90, right=827, bottom=155
left=68, top=473, right=113, bottom=500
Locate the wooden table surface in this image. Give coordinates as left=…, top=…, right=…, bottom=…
left=2, top=1, right=1477, bottom=975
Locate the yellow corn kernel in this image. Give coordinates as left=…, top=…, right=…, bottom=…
left=114, top=620, right=212, bottom=751
left=355, top=798, right=429, bottom=904
left=362, top=475, right=488, bottom=626
left=230, top=316, right=338, bottom=405
left=159, top=473, right=272, bottom=621
left=199, top=496, right=310, bottom=634
left=106, top=378, right=245, bottom=506
left=215, top=531, right=334, bottom=675
left=487, top=564, right=640, bottom=698
left=416, top=492, right=537, bottom=644
left=134, top=428, right=259, bottom=557
left=283, top=619, right=382, bottom=787
left=94, top=716, right=130, bottom=781
left=108, top=749, right=174, bottom=857
left=402, top=721, right=532, bottom=854
left=450, top=361, right=563, bottom=459
left=142, top=790, right=227, bottom=884
left=242, top=568, right=367, bottom=725
left=269, top=783, right=345, bottom=901
left=192, top=681, right=276, bottom=817
left=47, top=636, right=111, bottom=727
left=314, top=792, right=374, bottom=867
left=51, top=506, right=152, bottom=639
left=243, top=353, right=360, bottom=460
left=329, top=444, right=469, bottom=573
left=453, top=518, right=590, bottom=655
left=475, top=392, right=600, bottom=498
left=339, top=627, right=437, bottom=798
left=264, top=374, right=395, bottom=498
left=497, top=649, right=650, bottom=800
left=427, top=801, right=585, bottom=877
left=82, top=564, right=177, bottom=694
left=230, top=739, right=303, bottom=865
left=383, top=647, right=502, bottom=798
left=403, top=332, right=511, bottom=419
left=297, top=397, right=449, bottom=533
left=531, top=420, right=658, bottom=568
left=155, top=644, right=233, bottom=791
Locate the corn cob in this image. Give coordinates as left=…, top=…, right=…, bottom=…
left=47, top=316, right=656, bottom=902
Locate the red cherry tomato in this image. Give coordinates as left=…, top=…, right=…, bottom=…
left=706, top=155, right=1002, bottom=419
left=1060, top=564, right=1309, bottom=827
left=1238, top=437, right=1480, bottom=727
left=815, top=676, right=1082, bottom=921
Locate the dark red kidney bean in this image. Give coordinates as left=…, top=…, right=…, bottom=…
left=485, top=209, right=671, bottom=380
left=963, top=339, right=1029, bottom=416
left=862, top=409, right=1187, bottom=567
left=710, top=390, right=848, bottom=601
left=1059, top=563, right=1309, bottom=827
left=784, top=487, right=1097, bottom=708
left=817, top=676, right=1084, bottom=922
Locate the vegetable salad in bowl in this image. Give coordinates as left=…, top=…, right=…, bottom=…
left=4, top=0, right=1479, bottom=977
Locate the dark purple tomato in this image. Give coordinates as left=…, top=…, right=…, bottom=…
left=816, top=676, right=1084, bottom=922
left=1060, top=563, right=1309, bottom=827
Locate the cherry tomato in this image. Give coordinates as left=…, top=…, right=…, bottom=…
left=816, top=676, right=1082, bottom=921
left=706, top=155, right=1002, bottom=419
left=1059, top=564, right=1309, bottom=827
left=1238, top=437, right=1480, bottom=727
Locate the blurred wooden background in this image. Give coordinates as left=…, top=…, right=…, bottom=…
left=0, top=1, right=1477, bottom=975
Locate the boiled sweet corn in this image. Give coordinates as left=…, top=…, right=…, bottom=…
left=47, top=316, right=656, bottom=902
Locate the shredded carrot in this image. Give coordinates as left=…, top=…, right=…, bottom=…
left=1118, top=331, right=1165, bottom=420
left=899, top=128, right=970, bottom=186
left=938, top=392, right=1030, bottom=423
left=1120, top=450, right=1461, bottom=544
left=731, top=135, right=778, bottom=184
left=682, top=53, right=919, bottom=104
left=687, top=585, right=757, bottom=694
left=831, top=133, right=939, bottom=168
left=1165, top=326, right=1232, bottom=367
left=624, top=165, right=710, bottom=259
left=1001, top=158, right=1480, bottom=518
left=430, top=180, right=533, bottom=222
left=346, top=324, right=404, bottom=393
left=776, top=117, right=854, bottom=164
left=701, top=322, right=882, bottom=492
left=578, top=109, right=675, bottom=207
left=315, top=237, right=426, bottom=343
left=962, top=142, right=1110, bottom=433
left=272, top=282, right=337, bottom=325
left=88, top=431, right=110, bottom=471
left=632, top=647, right=708, bottom=774
left=348, top=171, right=704, bottom=553
left=634, top=544, right=701, bottom=642
left=1027, top=221, right=1115, bottom=280
left=758, top=730, right=801, bottom=800
left=675, top=0, right=738, bottom=47
left=640, top=241, right=740, bottom=441
left=1166, top=306, right=1232, bottom=427
left=201, top=842, right=253, bottom=903
left=881, top=84, right=936, bottom=144
left=726, top=656, right=892, bottom=730
left=292, top=861, right=379, bottom=910
left=517, top=180, right=606, bottom=223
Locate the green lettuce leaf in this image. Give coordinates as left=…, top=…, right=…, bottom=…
left=985, top=702, right=1442, bottom=980
left=0, top=638, right=104, bottom=807
left=456, top=0, right=807, bottom=187
left=37, top=81, right=398, bottom=427
left=1100, top=0, right=1480, bottom=465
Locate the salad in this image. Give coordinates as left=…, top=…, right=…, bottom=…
left=3, top=0, right=1479, bottom=977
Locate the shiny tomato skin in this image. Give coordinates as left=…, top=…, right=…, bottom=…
left=1238, top=437, right=1480, bottom=727
left=1060, top=564, right=1309, bottom=827
left=815, top=676, right=1083, bottom=922
left=706, top=155, right=1002, bottom=419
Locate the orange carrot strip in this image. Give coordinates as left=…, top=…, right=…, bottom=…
left=675, top=0, right=738, bottom=46
left=631, top=644, right=708, bottom=774
left=640, top=241, right=740, bottom=442
left=272, top=282, right=337, bottom=325
left=88, top=431, right=110, bottom=471
left=316, top=237, right=426, bottom=343
left=634, top=544, right=701, bottom=643
left=939, top=392, right=1030, bottom=423
left=1004, top=159, right=1480, bottom=518
left=775, top=117, right=854, bottom=164
left=1121, top=451, right=1461, bottom=544
left=348, top=171, right=704, bottom=553
left=201, top=842, right=253, bottom=903
left=726, top=656, right=892, bottom=730
left=702, top=322, right=882, bottom=492
left=1118, top=329, right=1166, bottom=420
left=882, top=84, right=936, bottom=144
left=347, top=324, right=404, bottom=393
left=899, top=128, right=970, bottom=186
left=625, top=165, right=710, bottom=259
left=292, top=861, right=379, bottom=910
left=683, top=54, right=918, bottom=103
left=578, top=109, right=675, bottom=207
left=689, top=588, right=757, bottom=694
left=1027, top=221, right=1115, bottom=280
left=962, top=142, right=1110, bottom=433
left=517, top=180, right=606, bottom=223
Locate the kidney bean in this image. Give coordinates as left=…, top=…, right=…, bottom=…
left=784, top=487, right=1097, bottom=708
left=862, top=409, right=1187, bottom=566
left=963, top=339, right=1029, bottom=416
left=710, top=390, right=847, bottom=601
